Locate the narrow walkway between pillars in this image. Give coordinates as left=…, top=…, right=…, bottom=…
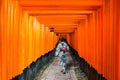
left=36, top=52, right=88, bottom=80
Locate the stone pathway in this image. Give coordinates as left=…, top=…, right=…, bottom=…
left=36, top=52, right=87, bottom=80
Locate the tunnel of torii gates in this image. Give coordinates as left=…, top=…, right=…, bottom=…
left=0, top=0, right=120, bottom=80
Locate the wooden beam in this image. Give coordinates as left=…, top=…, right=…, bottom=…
left=21, top=6, right=100, bottom=11
left=18, top=0, right=103, bottom=7
left=54, top=29, right=74, bottom=33
left=36, top=15, right=87, bottom=25
left=27, top=10, right=93, bottom=15
left=46, top=26, right=77, bottom=30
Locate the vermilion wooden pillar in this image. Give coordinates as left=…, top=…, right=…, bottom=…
left=0, top=1, right=2, bottom=80
left=28, top=16, right=34, bottom=67
left=1, top=0, right=8, bottom=79
left=117, top=14, right=120, bottom=80
left=117, top=0, right=120, bottom=79
left=66, top=34, right=70, bottom=45
left=102, top=0, right=118, bottom=79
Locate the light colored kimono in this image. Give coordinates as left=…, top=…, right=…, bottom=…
left=55, top=41, right=69, bottom=73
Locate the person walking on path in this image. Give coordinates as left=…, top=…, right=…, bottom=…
left=55, top=37, right=69, bottom=74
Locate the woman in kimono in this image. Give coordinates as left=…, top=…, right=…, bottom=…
left=55, top=37, right=69, bottom=74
